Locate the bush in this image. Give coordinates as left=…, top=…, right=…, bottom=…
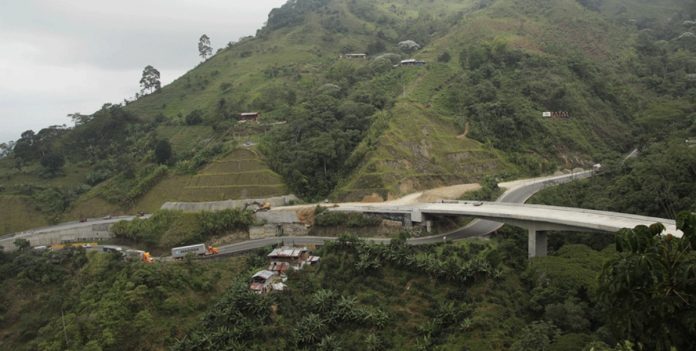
left=112, top=208, right=255, bottom=249
left=198, top=209, right=255, bottom=236
left=154, top=140, right=172, bottom=164
left=85, top=168, right=112, bottom=186
left=184, top=110, right=204, bottom=125
left=124, top=165, right=168, bottom=205
left=437, top=51, right=451, bottom=63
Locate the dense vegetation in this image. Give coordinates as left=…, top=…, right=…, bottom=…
left=1, top=1, right=695, bottom=349
left=531, top=139, right=696, bottom=218
left=2, top=213, right=694, bottom=350
left=110, top=208, right=255, bottom=250
left=0, top=247, right=252, bottom=351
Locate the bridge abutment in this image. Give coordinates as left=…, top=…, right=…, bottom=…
left=527, top=226, right=547, bottom=258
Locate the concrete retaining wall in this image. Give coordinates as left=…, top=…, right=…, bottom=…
left=256, top=210, right=300, bottom=224
left=161, top=195, right=299, bottom=213
left=250, top=224, right=280, bottom=239
left=0, top=223, right=116, bottom=251
left=249, top=223, right=309, bottom=240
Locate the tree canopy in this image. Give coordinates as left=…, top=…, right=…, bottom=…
left=198, top=34, right=212, bottom=60
left=139, top=65, right=161, bottom=94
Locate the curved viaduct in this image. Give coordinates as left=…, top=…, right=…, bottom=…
left=331, top=201, right=682, bottom=257
left=2, top=169, right=681, bottom=259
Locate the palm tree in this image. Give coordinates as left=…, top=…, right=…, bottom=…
left=335, top=296, right=358, bottom=322
left=318, top=335, right=342, bottom=351
left=365, top=332, right=383, bottom=351
left=295, top=313, right=327, bottom=345
left=312, top=289, right=337, bottom=313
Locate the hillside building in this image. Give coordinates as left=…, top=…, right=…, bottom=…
left=399, top=59, right=426, bottom=67
left=249, top=270, right=278, bottom=294
left=267, top=246, right=320, bottom=271
left=343, top=53, right=367, bottom=59
left=249, top=246, right=320, bottom=294
left=239, top=112, right=260, bottom=122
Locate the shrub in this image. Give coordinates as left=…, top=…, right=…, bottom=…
left=184, top=110, right=204, bottom=125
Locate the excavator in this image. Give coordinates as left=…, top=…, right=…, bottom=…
left=244, top=201, right=272, bottom=213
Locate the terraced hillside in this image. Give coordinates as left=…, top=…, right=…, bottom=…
left=130, top=148, right=287, bottom=212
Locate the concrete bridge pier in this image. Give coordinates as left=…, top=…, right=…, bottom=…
left=403, top=215, right=413, bottom=229
left=527, top=224, right=547, bottom=258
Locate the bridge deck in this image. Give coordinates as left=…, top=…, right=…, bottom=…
left=333, top=201, right=681, bottom=237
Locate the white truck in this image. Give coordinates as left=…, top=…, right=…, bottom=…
left=171, top=243, right=218, bottom=259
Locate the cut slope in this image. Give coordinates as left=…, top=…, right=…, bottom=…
left=133, top=148, right=287, bottom=211
left=335, top=102, right=514, bottom=201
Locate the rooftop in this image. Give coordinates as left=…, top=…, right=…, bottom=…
left=252, top=270, right=276, bottom=280
left=268, top=247, right=308, bottom=258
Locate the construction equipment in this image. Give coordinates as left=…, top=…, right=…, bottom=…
left=124, top=249, right=154, bottom=263
left=244, top=201, right=272, bottom=213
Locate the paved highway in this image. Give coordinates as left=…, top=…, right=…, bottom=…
left=215, top=171, right=595, bottom=255
left=411, top=170, right=594, bottom=244
left=0, top=215, right=147, bottom=250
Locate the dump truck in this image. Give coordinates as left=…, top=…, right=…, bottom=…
left=171, top=244, right=219, bottom=259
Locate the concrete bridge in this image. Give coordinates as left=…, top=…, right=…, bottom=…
left=330, top=202, right=682, bottom=257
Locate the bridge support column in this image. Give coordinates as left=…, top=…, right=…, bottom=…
left=403, top=215, right=413, bottom=229
left=528, top=225, right=547, bottom=258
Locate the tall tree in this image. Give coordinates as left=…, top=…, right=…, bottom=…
left=0, top=141, right=13, bottom=158
left=599, top=215, right=696, bottom=351
left=198, top=34, right=212, bottom=60
left=139, top=65, right=161, bottom=94
left=68, top=112, right=92, bottom=126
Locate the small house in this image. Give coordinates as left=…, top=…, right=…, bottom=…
left=239, top=112, right=260, bottom=122
left=343, top=53, right=367, bottom=59
left=250, top=270, right=278, bottom=294
left=267, top=246, right=320, bottom=271
left=399, top=59, right=426, bottom=67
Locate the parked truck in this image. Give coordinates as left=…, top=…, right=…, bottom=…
left=171, top=243, right=219, bottom=259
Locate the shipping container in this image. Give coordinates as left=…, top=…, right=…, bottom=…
left=171, top=244, right=208, bottom=259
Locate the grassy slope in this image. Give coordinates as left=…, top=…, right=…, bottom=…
left=335, top=0, right=643, bottom=199
left=0, top=196, right=48, bottom=235
left=335, top=101, right=514, bottom=200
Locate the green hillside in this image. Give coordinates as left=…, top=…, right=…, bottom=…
left=0, top=0, right=694, bottom=232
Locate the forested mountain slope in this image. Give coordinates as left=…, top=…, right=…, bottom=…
left=0, top=0, right=694, bottom=233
